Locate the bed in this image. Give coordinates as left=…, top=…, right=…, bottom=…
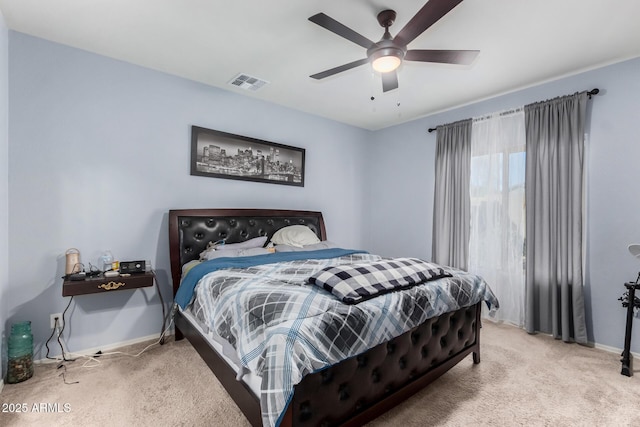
left=168, top=208, right=498, bottom=427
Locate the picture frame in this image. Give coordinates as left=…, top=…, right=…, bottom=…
left=190, top=126, right=305, bottom=187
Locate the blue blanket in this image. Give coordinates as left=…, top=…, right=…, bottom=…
left=174, top=248, right=367, bottom=309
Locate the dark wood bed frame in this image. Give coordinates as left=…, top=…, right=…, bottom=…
left=168, top=208, right=481, bottom=427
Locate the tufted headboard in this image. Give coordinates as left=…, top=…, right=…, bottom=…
left=168, top=208, right=326, bottom=296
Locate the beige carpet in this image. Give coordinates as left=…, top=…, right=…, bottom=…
left=1, top=322, right=639, bottom=426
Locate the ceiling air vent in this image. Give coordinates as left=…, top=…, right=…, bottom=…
left=228, top=73, right=269, bottom=91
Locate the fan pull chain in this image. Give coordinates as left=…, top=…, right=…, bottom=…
left=370, top=69, right=378, bottom=112
left=396, top=84, right=402, bottom=118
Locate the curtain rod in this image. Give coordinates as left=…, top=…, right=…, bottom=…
left=427, top=88, right=600, bottom=133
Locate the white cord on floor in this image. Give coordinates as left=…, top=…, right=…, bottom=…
left=52, top=316, right=175, bottom=369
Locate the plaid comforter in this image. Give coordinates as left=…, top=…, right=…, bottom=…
left=183, top=250, right=499, bottom=427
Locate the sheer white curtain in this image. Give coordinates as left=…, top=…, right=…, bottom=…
left=469, top=109, right=526, bottom=326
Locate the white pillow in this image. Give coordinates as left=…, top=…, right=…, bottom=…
left=274, top=241, right=338, bottom=252
left=270, top=225, right=321, bottom=248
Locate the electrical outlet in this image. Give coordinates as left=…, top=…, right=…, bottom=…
left=50, top=313, right=62, bottom=329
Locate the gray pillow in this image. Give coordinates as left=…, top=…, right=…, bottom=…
left=215, top=236, right=268, bottom=251
left=200, top=236, right=268, bottom=260
left=201, top=247, right=272, bottom=261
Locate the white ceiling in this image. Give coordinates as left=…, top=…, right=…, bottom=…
left=1, top=0, right=639, bottom=130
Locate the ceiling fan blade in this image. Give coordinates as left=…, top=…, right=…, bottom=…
left=309, top=13, right=375, bottom=49
left=405, top=49, right=479, bottom=65
left=381, top=71, right=399, bottom=92
left=310, top=58, right=370, bottom=80
left=395, top=0, right=464, bottom=46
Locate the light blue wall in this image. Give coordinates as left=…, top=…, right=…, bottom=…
left=7, top=32, right=371, bottom=359
left=0, top=10, right=8, bottom=378
left=366, top=57, right=640, bottom=353
left=6, top=27, right=640, bottom=362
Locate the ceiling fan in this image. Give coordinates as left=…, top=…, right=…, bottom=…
left=308, top=0, right=479, bottom=93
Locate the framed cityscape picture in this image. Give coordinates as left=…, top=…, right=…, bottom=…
left=190, top=126, right=305, bottom=187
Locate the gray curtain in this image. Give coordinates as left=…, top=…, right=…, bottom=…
left=524, top=91, right=588, bottom=344
left=432, top=119, right=472, bottom=270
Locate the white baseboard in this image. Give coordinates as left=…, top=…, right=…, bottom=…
left=485, top=317, right=640, bottom=359
left=593, top=341, right=640, bottom=359
left=35, top=332, right=171, bottom=364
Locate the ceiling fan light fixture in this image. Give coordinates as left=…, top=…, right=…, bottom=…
left=369, top=46, right=404, bottom=73
left=372, top=55, right=402, bottom=73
